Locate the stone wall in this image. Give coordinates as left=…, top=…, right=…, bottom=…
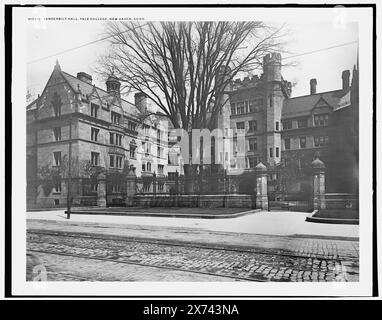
left=134, top=194, right=256, bottom=208
left=325, top=193, right=359, bottom=210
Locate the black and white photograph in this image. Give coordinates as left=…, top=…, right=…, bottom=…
left=3, top=2, right=378, bottom=299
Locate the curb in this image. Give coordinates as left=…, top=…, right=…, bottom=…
left=65, top=208, right=261, bottom=219
left=305, top=216, right=359, bottom=225
left=27, top=207, right=98, bottom=212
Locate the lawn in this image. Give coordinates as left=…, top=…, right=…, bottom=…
left=313, top=209, right=359, bottom=220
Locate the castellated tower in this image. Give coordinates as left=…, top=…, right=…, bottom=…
left=263, top=52, right=284, bottom=167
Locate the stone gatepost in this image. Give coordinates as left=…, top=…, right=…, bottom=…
left=152, top=172, right=157, bottom=194
left=255, top=162, right=268, bottom=210
left=97, top=172, right=107, bottom=208
left=125, top=168, right=137, bottom=207
left=312, top=156, right=326, bottom=210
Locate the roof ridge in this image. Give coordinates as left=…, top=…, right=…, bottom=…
left=61, top=70, right=135, bottom=107
left=288, top=89, right=343, bottom=100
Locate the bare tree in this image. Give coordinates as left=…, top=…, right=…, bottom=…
left=97, top=21, right=287, bottom=131
left=96, top=21, right=287, bottom=193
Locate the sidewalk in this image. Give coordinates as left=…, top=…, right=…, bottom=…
left=27, top=209, right=359, bottom=239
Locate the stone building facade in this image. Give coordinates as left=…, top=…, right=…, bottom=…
left=27, top=52, right=358, bottom=208
left=27, top=61, right=182, bottom=208
left=225, top=52, right=358, bottom=197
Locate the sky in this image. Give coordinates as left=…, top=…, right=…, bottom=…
left=26, top=16, right=359, bottom=104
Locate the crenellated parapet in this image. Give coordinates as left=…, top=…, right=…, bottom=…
left=262, top=52, right=282, bottom=82
left=263, top=52, right=282, bottom=65
left=230, top=75, right=261, bottom=91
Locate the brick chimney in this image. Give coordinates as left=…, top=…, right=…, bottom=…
left=77, top=72, right=92, bottom=84
left=342, top=70, right=350, bottom=92
left=310, top=78, right=317, bottom=95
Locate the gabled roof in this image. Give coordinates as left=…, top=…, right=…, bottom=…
left=26, top=98, right=39, bottom=111
left=334, top=90, right=351, bottom=111
left=282, top=89, right=345, bottom=119
left=60, top=71, right=139, bottom=116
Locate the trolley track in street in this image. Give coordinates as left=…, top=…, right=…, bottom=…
left=27, top=229, right=358, bottom=282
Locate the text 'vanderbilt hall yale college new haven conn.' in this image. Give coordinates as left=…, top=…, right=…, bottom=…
left=26, top=52, right=359, bottom=208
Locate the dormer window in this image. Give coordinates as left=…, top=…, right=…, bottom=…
left=314, top=114, right=329, bottom=127
left=128, top=121, right=137, bottom=132
left=111, top=111, right=121, bottom=124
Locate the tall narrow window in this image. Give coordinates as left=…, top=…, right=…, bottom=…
left=91, top=127, right=99, bottom=142
left=275, top=121, right=279, bottom=131
left=168, top=172, right=176, bottom=181
left=249, top=138, right=257, bottom=151
left=269, top=94, right=273, bottom=108
left=91, top=152, right=99, bottom=166
left=249, top=100, right=255, bottom=113
left=110, top=155, right=115, bottom=167
left=230, top=103, right=236, bottom=115
left=284, top=138, right=291, bottom=150
left=116, top=156, right=122, bottom=168
left=114, top=134, right=122, bottom=146
left=53, top=176, right=62, bottom=193
left=128, top=121, right=137, bottom=132
left=53, top=127, right=61, bottom=141
left=91, top=103, right=99, bottom=118
left=52, top=93, right=62, bottom=117
left=130, top=145, right=136, bottom=158
left=276, top=147, right=279, bottom=158
left=269, top=148, right=273, bottom=158
left=53, top=152, right=61, bottom=166
left=248, top=120, right=257, bottom=132
left=299, top=137, right=306, bottom=149
left=111, top=111, right=121, bottom=124
left=109, top=132, right=114, bottom=145
left=157, top=146, right=163, bottom=158
left=145, top=143, right=151, bottom=154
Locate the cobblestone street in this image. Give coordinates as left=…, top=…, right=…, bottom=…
left=26, top=218, right=359, bottom=282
